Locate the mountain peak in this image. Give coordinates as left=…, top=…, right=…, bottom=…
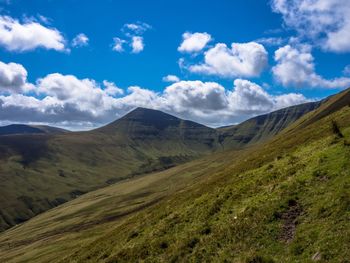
left=121, top=107, right=177, bottom=120
left=100, top=107, right=188, bottom=133
left=97, top=107, right=216, bottom=139
left=131, top=107, right=155, bottom=112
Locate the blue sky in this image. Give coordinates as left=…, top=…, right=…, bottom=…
left=0, top=0, right=350, bottom=129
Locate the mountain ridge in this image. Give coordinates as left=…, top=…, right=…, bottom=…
left=0, top=124, right=69, bottom=136
left=217, top=101, right=322, bottom=149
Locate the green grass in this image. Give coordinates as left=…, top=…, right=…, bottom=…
left=0, top=97, right=349, bottom=262
left=0, top=152, right=227, bottom=262
left=67, top=126, right=350, bottom=262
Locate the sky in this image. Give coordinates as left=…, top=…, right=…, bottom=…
left=0, top=0, right=350, bottom=130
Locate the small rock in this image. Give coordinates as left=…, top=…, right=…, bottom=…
left=312, top=251, right=321, bottom=261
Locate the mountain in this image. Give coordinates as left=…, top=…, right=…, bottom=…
left=0, top=101, right=329, bottom=232
left=218, top=101, right=321, bottom=149
left=0, top=124, right=68, bottom=136
left=0, top=89, right=349, bottom=262
left=97, top=107, right=219, bottom=152
left=0, top=108, right=219, bottom=232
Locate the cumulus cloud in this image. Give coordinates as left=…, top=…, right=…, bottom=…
left=272, top=45, right=350, bottom=88
left=178, top=32, right=212, bottom=53
left=130, top=36, right=144, bottom=53
left=272, top=0, right=350, bottom=52
left=187, top=42, right=268, bottom=78
left=0, top=61, right=33, bottom=93
left=72, top=33, right=89, bottom=47
left=0, top=15, right=66, bottom=52
left=35, top=73, right=121, bottom=121
left=117, top=86, right=163, bottom=110
left=273, top=93, right=308, bottom=110
left=164, top=81, right=228, bottom=112
left=228, top=79, right=274, bottom=114
left=103, top=80, right=124, bottom=96
left=229, top=79, right=307, bottom=115
left=159, top=79, right=308, bottom=126
left=162, top=75, right=180, bottom=83
left=0, top=74, right=127, bottom=128
left=0, top=60, right=310, bottom=129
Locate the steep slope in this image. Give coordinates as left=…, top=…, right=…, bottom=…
left=218, top=101, right=321, bottom=149
left=0, top=108, right=219, bottom=231
left=0, top=89, right=349, bottom=262
left=289, top=86, right=350, bottom=130
left=0, top=124, right=68, bottom=136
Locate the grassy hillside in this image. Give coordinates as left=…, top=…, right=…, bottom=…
left=0, top=96, right=336, bottom=232
left=0, top=102, right=316, bottom=232
left=0, top=89, right=349, bottom=262
left=0, top=108, right=219, bottom=231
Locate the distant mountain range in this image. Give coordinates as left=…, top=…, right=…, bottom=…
left=0, top=124, right=68, bottom=136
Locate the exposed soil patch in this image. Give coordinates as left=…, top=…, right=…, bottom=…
left=279, top=200, right=302, bottom=243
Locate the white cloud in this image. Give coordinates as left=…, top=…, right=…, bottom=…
left=0, top=61, right=33, bottom=93
left=103, top=80, right=124, bottom=96
left=160, top=79, right=308, bottom=126
left=229, top=79, right=307, bottom=115
left=188, top=42, right=268, bottom=78
left=178, top=32, right=212, bottom=53
left=36, top=74, right=117, bottom=115
left=272, top=0, right=350, bottom=52
left=130, top=36, right=144, bottom=53
left=274, top=93, right=308, bottom=110
left=0, top=15, right=66, bottom=52
left=255, top=36, right=286, bottom=46
left=162, top=75, right=180, bottom=83
left=164, top=81, right=228, bottom=112
left=72, top=33, right=89, bottom=47
left=122, top=22, right=151, bottom=35
left=112, top=21, right=150, bottom=54
left=272, top=45, right=350, bottom=88
left=117, top=86, right=163, bottom=109
left=0, top=60, right=310, bottom=129
left=112, top=37, right=126, bottom=52
left=228, top=79, right=274, bottom=114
